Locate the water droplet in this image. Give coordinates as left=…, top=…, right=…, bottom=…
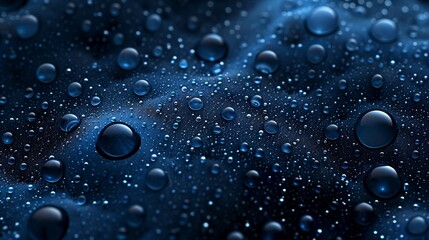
left=117, top=47, right=140, bottom=70
left=371, top=74, right=384, bottom=89
left=36, top=63, right=57, bottom=84
left=264, top=120, right=279, bottom=134
left=365, top=165, right=401, bottom=199
left=355, top=110, right=397, bottom=149
left=96, top=122, right=141, bottom=160
left=262, top=221, right=284, bottom=240
left=41, top=159, right=65, bottom=183
left=16, top=14, right=39, bottom=39
left=188, top=97, right=203, bottom=111
left=226, top=231, right=244, bottom=240
left=27, top=206, right=69, bottom=240
left=67, top=82, right=82, bottom=97
left=250, top=95, right=263, bottom=107
left=133, top=80, right=151, bottom=96
left=145, top=14, right=162, bottom=32
left=2, top=132, right=13, bottom=144
left=324, top=124, right=340, bottom=140
left=195, top=34, right=227, bottom=62
left=370, top=19, right=398, bottom=43
left=307, top=44, right=326, bottom=64
left=407, top=216, right=428, bottom=235
left=244, top=170, right=260, bottom=189
left=91, top=96, right=101, bottom=106
left=353, top=202, right=375, bottom=226
left=145, top=168, right=168, bottom=191
left=127, top=204, right=145, bottom=228
left=60, top=114, right=80, bottom=133
left=299, top=215, right=314, bottom=232
left=221, top=107, right=236, bottom=121
left=254, top=50, right=279, bottom=74
left=281, top=143, right=292, bottom=154
left=306, top=6, right=338, bottom=35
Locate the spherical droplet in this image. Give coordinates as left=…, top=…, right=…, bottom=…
left=221, top=107, right=236, bottom=121
left=370, top=19, right=398, bottom=43
left=16, top=14, right=39, bottom=39
left=96, top=122, right=141, bottom=160
left=145, top=168, right=168, bottom=191
left=27, top=206, right=69, bottom=240
left=355, top=110, right=397, bottom=149
left=324, top=124, right=340, bottom=140
left=195, top=34, right=227, bottom=62
left=365, top=165, right=401, bottom=199
left=41, top=159, right=65, bottom=183
left=127, top=204, right=145, bottom=228
left=299, top=215, right=314, bottom=232
left=244, top=170, right=260, bottom=189
left=264, top=120, right=279, bottom=134
left=91, top=96, right=101, bottom=106
left=254, top=50, right=279, bottom=74
left=226, top=231, right=244, bottom=240
left=133, top=80, right=151, bottom=96
left=36, top=63, right=57, bottom=84
left=145, top=14, right=162, bottom=32
left=250, top=95, right=263, bottom=107
left=281, top=143, right=292, bottom=154
left=407, top=216, right=428, bottom=235
left=117, top=47, right=140, bottom=70
left=188, top=97, right=203, bottom=111
left=67, top=82, right=82, bottom=97
left=307, top=44, right=326, bottom=64
left=306, top=6, right=338, bottom=35
left=353, top=202, right=375, bottom=226
left=60, top=114, right=80, bottom=133
left=2, top=132, right=13, bottom=144
left=262, top=221, right=284, bottom=240
left=371, top=74, right=384, bottom=89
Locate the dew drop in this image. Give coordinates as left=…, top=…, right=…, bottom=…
left=145, top=168, right=168, bottom=191
left=370, top=19, right=398, bottom=43
left=41, top=159, right=65, bottom=183
left=96, top=122, right=141, bottom=160
left=27, top=206, right=69, bottom=240
left=254, top=50, right=279, bottom=74
left=36, top=63, right=57, bottom=84
left=407, top=216, right=428, bottom=235
left=221, top=107, right=236, bottom=121
left=67, top=82, right=82, bottom=97
left=133, top=80, right=151, bottom=96
left=355, top=110, right=397, bottom=149
left=188, top=97, right=203, bottom=111
left=60, top=114, right=80, bottom=133
left=117, top=47, right=140, bottom=70
left=306, top=6, right=338, bottom=36
left=16, top=14, right=39, bottom=39
left=353, top=202, right=375, bottom=226
left=195, top=34, right=227, bottom=62
left=364, top=165, right=401, bottom=199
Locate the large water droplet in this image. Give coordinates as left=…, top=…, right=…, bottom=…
left=355, top=110, right=397, bottom=149
left=2, top=132, right=13, bottom=144
left=36, top=63, right=57, bottom=84
left=262, top=221, right=284, bottom=240
left=254, top=50, right=279, bottom=74
left=145, top=14, right=162, bottom=32
left=195, top=34, right=227, bottom=62
left=133, top=80, right=151, bottom=96
left=244, top=170, right=260, bottom=189
left=226, top=231, right=244, bottom=240
left=145, top=168, right=168, bottom=191
left=407, top=216, right=428, bottom=235
left=41, top=159, right=65, bottom=183
left=299, top=215, right=314, bottom=232
left=67, top=82, right=82, bottom=97
left=96, top=122, right=141, bottom=160
left=306, top=44, right=326, bottom=64
left=117, top=47, right=140, bottom=70
left=306, top=6, right=338, bottom=35
left=16, top=14, right=39, bottom=39
left=27, top=206, right=69, bottom=240
left=264, top=120, right=278, bottom=134
left=221, top=107, right=236, bottom=121
left=370, top=19, right=398, bottom=43
left=127, top=204, right=145, bottom=228
left=365, top=165, right=401, bottom=199
left=324, top=124, right=340, bottom=140
left=353, top=202, right=375, bottom=226
left=60, top=114, right=80, bottom=133
left=188, top=97, right=203, bottom=111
